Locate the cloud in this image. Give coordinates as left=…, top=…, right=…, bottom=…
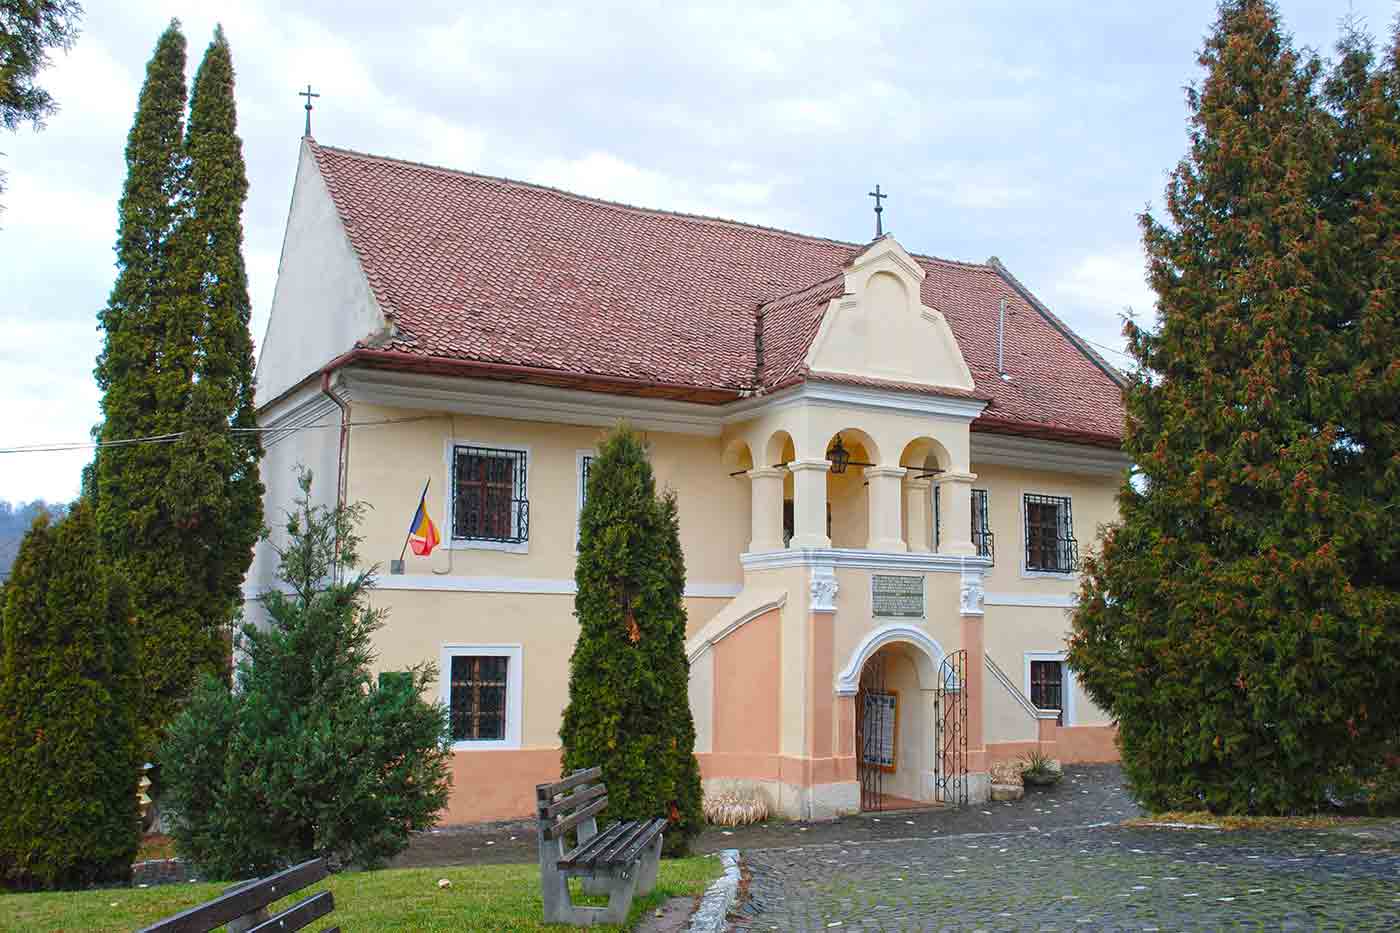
left=1053, top=246, right=1157, bottom=320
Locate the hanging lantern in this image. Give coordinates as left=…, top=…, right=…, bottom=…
left=826, top=434, right=851, bottom=474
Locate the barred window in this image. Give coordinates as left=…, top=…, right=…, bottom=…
left=1030, top=659, right=1064, bottom=726
left=452, top=445, right=528, bottom=543
left=579, top=454, right=594, bottom=510
left=1024, top=493, right=1077, bottom=573
left=450, top=655, right=509, bottom=742
left=933, top=485, right=941, bottom=551
left=971, top=489, right=994, bottom=563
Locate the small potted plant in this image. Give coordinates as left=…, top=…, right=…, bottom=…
left=1020, top=749, right=1063, bottom=787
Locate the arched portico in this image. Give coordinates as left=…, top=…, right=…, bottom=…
left=835, top=622, right=945, bottom=696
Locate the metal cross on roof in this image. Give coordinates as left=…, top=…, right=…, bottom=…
left=298, top=83, right=320, bottom=137
left=868, top=184, right=887, bottom=238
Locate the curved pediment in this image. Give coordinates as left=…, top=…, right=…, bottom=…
left=804, top=237, right=975, bottom=392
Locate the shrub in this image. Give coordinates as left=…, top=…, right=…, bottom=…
left=560, top=426, right=705, bottom=855
left=159, top=469, right=452, bottom=879
left=0, top=503, right=141, bottom=889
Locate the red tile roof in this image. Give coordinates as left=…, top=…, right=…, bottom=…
left=309, top=141, right=1125, bottom=446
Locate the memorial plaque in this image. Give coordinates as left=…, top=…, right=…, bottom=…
left=872, top=574, right=924, bottom=618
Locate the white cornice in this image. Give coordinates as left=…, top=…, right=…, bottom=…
left=373, top=573, right=740, bottom=599
left=341, top=368, right=727, bottom=436
left=984, top=592, right=1078, bottom=609
left=728, top=381, right=987, bottom=423
left=741, top=547, right=990, bottom=574
left=971, top=432, right=1130, bottom=477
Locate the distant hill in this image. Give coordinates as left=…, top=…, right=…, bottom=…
left=0, top=500, right=69, bottom=583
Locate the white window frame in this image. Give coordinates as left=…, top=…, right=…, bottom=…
left=1023, top=650, right=1075, bottom=725
left=443, top=439, right=530, bottom=554
left=575, top=449, right=596, bottom=548
left=440, top=643, right=523, bottom=750
left=1018, top=488, right=1077, bottom=580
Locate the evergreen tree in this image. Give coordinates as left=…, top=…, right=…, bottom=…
left=165, top=24, right=264, bottom=689
left=560, top=426, right=704, bottom=854
left=94, top=20, right=199, bottom=754
left=1068, top=0, right=1400, bottom=814
left=95, top=21, right=264, bottom=756
left=0, top=503, right=140, bottom=890
left=159, top=469, right=452, bottom=879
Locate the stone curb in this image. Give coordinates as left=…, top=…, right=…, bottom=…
left=687, top=848, right=740, bottom=933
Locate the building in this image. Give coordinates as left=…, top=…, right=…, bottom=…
left=250, top=138, right=1128, bottom=823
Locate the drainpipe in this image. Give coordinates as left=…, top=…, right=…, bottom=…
left=320, top=368, right=351, bottom=571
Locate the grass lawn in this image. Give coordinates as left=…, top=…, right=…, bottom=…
left=0, top=857, right=724, bottom=932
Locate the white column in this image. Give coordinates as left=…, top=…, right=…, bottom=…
left=787, top=459, right=831, bottom=548
left=936, top=471, right=977, bottom=557
left=747, top=467, right=786, bottom=552
left=864, top=465, right=908, bottom=552
left=904, top=476, right=932, bottom=553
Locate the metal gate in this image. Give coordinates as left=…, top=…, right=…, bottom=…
left=854, top=653, right=889, bottom=812
left=934, top=649, right=969, bottom=807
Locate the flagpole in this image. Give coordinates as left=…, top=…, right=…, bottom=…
left=400, top=476, right=432, bottom=562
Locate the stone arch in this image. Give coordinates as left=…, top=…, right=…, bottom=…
left=899, top=436, right=951, bottom=473
left=835, top=622, right=946, bottom=696
left=824, top=427, right=881, bottom=467
left=763, top=429, right=795, bottom=467
left=723, top=437, right=754, bottom=472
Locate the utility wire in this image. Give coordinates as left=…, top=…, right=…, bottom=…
left=0, top=415, right=438, bottom=455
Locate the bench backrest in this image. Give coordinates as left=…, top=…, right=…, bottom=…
left=536, top=767, right=607, bottom=840
left=136, top=857, right=336, bottom=933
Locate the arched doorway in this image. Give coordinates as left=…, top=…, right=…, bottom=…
left=842, top=625, right=968, bottom=811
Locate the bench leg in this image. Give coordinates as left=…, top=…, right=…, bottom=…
left=600, top=867, right=640, bottom=926
left=636, top=832, right=662, bottom=896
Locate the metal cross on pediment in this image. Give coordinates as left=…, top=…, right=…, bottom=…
left=868, top=184, right=887, bottom=238
left=298, top=83, right=320, bottom=137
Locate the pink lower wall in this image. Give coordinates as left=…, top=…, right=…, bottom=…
left=440, top=748, right=562, bottom=823
left=986, top=724, right=1119, bottom=767
left=713, top=608, right=781, bottom=761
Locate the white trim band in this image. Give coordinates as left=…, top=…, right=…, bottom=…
left=375, top=574, right=741, bottom=599
left=742, top=547, right=991, bottom=574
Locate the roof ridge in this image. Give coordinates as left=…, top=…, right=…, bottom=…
left=309, top=140, right=988, bottom=268
left=756, top=271, right=846, bottom=310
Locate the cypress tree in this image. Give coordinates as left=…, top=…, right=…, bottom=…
left=561, top=427, right=705, bottom=854
left=95, top=21, right=265, bottom=755
left=1068, top=0, right=1400, bottom=814
left=0, top=504, right=140, bottom=889
left=94, top=20, right=199, bottom=753
left=164, top=25, right=263, bottom=683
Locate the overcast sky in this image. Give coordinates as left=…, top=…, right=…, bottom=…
left=1, top=0, right=1390, bottom=503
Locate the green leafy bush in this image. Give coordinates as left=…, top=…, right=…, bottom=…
left=560, top=426, right=704, bottom=855
left=159, top=469, right=452, bottom=879
left=0, top=503, right=141, bottom=889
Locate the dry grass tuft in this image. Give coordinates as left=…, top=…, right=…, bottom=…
left=703, top=782, right=770, bottom=827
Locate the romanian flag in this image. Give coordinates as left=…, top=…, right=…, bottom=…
left=407, top=481, right=440, bottom=557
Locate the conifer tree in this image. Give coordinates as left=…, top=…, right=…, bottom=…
left=94, top=20, right=197, bottom=753
left=1068, top=0, right=1400, bottom=814
left=561, top=427, right=704, bottom=854
left=159, top=470, right=451, bottom=878
left=0, top=504, right=140, bottom=889
left=94, top=21, right=264, bottom=754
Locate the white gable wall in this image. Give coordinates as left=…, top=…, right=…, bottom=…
left=804, top=237, right=975, bottom=392
left=255, top=139, right=389, bottom=406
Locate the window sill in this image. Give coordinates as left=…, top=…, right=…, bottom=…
left=448, top=539, right=529, bottom=555
left=1020, top=568, right=1078, bottom=580
left=449, top=739, right=521, bottom=752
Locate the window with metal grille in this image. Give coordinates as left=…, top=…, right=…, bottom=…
left=933, top=485, right=941, bottom=551
left=1029, top=659, right=1064, bottom=726
left=972, top=489, right=994, bottom=563
left=452, top=445, right=528, bottom=543
left=450, top=655, right=509, bottom=741
left=1024, top=493, right=1077, bottom=572
left=579, top=455, right=593, bottom=509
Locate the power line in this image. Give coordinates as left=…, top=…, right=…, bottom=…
left=0, top=415, right=439, bottom=455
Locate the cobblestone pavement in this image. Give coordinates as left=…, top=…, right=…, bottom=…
left=733, top=822, right=1400, bottom=931
left=394, top=765, right=1138, bottom=868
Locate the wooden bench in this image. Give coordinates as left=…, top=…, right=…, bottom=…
left=536, top=767, right=667, bottom=926
left=136, top=857, right=337, bottom=933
